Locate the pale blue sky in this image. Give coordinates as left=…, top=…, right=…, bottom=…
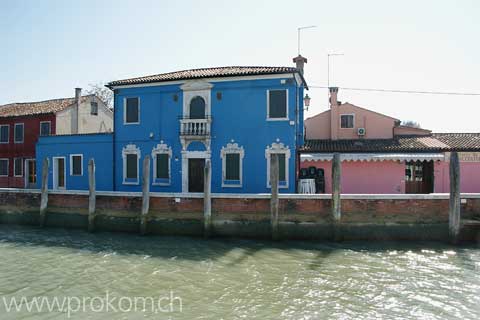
left=1, top=0, right=479, bottom=132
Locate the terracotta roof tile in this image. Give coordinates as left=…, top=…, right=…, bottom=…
left=107, top=66, right=305, bottom=87
left=301, top=133, right=480, bottom=153
left=0, top=96, right=91, bottom=118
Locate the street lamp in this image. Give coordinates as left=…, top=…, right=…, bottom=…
left=304, top=94, right=311, bottom=109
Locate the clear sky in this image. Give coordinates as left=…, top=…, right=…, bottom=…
left=1, top=0, right=479, bottom=132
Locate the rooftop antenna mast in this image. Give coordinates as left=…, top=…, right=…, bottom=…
left=297, top=25, right=317, bottom=55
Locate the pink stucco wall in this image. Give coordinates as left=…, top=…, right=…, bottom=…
left=301, top=160, right=406, bottom=194
left=434, top=161, right=480, bottom=193
left=305, top=103, right=398, bottom=140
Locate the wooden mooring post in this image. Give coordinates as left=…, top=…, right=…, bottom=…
left=140, top=155, right=150, bottom=235
left=39, top=158, right=49, bottom=227
left=332, top=153, right=342, bottom=241
left=449, top=151, right=461, bottom=243
left=87, top=159, right=96, bottom=232
left=204, top=159, right=212, bottom=238
left=270, top=154, right=279, bottom=240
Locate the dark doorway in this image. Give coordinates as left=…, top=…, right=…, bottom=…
left=405, top=160, right=434, bottom=194
left=188, top=158, right=205, bottom=192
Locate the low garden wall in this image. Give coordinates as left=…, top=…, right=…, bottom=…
left=0, top=189, right=479, bottom=242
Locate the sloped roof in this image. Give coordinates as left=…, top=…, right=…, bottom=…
left=0, top=96, right=91, bottom=118
left=301, top=133, right=480, bottom=153
left=107, top=66, right=306, bottom=87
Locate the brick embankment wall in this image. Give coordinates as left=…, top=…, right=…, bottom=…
left=0, top=190, right=479, bottom=241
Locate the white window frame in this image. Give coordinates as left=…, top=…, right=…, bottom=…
left=53, top=156, right=66, bottom=190
left=265, top=142, right=290, bottom=189
left=340, top=114, right=355, bottom=129
left=39, top=121, right=51, bottom=136
left=13, top=157, right=23, bottom=177
left=14, top=123, right=24, bottom=144
left=0, top=158, right=9, bottom=177
left=266, top=89, right=289, bottom=121
left=123, top=97, right=140, bottom=125
left=151, top=142, right=172, bottom=186
left=122, top=144, right=141, bottom=185
left=69, top=154, right=83, bottom=176
left=0, top=125, right=9, bottom=144
left=221, top=142, right=244, bottom=188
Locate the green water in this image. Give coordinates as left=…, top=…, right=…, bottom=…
left=0, top=226, right=479, bottom=319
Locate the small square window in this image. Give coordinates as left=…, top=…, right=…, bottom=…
left=70, top=155, right=83, bottom=176
left=40, top=122, right=51, bottom=136
left=14, top=158, right=23, bottom=176
left=268, top=90, right=287, bottom=119
left=14, top=123, right=24, bottom=143
left=0, top=159, right=8, bottom=176
left=340, top=115, right=354, bottom=129
left=0, top=125, right=9, bottom=143
left=125, top=98, right=139, bottom=124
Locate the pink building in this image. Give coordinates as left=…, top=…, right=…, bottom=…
left=300, top=87, right=480, bottom=194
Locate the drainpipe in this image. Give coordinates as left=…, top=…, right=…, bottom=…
left=112, top=90, right=116, bottom=191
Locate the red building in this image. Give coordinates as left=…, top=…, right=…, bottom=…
left=0, top=89, right=113, bottom=188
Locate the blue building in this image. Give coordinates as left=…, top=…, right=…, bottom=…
left=37, top=57, right=308, bottom=193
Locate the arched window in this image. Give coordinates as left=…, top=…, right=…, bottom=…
left=189, top=96, right=206, bottom=119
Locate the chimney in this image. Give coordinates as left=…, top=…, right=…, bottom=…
left=293, top=55, right=308, bottom=75
left=329, top=87, right=339, bottom=140
left=73, top=88, right=82, bottom=134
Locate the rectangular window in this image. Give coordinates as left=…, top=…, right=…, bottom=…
left=156, top=154, right=169, bottom=179
left=126, top=154, right=138, bottom=179
left=0, top=159, right=8, bottom=176
left=14, top=123, right=24, bottom=143
left=268, top=90, right=287, bottom=119
left=0, top=125, right=9, bottom=143
left=14, top=158, right=22, bottom=176
left=340, top=114, right=354, bottom=129
left=70, top=154, right=83, bottom=176
left=91, top=102, right=98, bottom=115
left=225, top=153, right=240, bottom=181
left=125, top=97, right=139, bottom=124
left=40, top=121, right=51, bottom=136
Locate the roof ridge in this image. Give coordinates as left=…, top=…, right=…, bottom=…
left=0, top=94, right=93, bottom=107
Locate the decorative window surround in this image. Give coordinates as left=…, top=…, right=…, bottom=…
left=122, top=144, right=141, bottom=185
left=151, top=141, right=172, bottom=186
left=266, top=89, right=289, bottom=121
left=265, top=141, right=291, bottom=189
left=221, top=142, right=245, bottom=188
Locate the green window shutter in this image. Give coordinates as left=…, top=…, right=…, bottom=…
left=225, top=153, right=240, bottom=180
left=126, top=98, right=139, bottom=123
left=268, top=90, right=287, bottom=118
left=72, top=156, right=82, bottom=175
left=156, top=154, right=169, bottom=179
left=126, top=154, right=138, bottom=179
left=277, top=154, right=286, bottom=182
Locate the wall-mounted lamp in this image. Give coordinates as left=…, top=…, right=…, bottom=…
left=304, top=94, right=311, bottom=110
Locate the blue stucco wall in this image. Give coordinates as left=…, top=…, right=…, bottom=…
left=113, top=76, right=305, bottom=193
left=36, top=133, right=113, bottom=191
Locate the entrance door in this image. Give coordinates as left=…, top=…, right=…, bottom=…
left=53, top=157, right=66, bottom=189
left=188, top=158, right=205, bottom=192
left=405, top=161, right=434, bottom=194
left=25, top=159, right=36, bottom=188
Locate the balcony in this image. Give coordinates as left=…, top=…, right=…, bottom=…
left=179, top=116, right=211, bottom=137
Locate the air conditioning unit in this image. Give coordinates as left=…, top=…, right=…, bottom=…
left=357, top=128, right=366, bottom=136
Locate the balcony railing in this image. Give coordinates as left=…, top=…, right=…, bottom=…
left=179, top=117, right=211, bottom=137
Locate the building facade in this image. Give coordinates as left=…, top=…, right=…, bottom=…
left=37, top=61, right=308, bottom=193
left=301, top=87, right=480, bottom=194
left=0, top=89, right=112, bottom=188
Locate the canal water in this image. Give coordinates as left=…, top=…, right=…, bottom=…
left=0, top=225, right=479, bottom=319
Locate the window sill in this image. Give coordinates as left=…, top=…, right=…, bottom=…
left=266, top=118, right=289, bottom=122
left=122, top=181, right=139, bottom=185
left=152, top=182, right=171, bottom=186
left=14, top=175, right=23, bottom=177
left=123, top=122, right=140, bottom=125
left=222, top=184, right=242, bottom=188
left=14, top=141, right=24, bottom=144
